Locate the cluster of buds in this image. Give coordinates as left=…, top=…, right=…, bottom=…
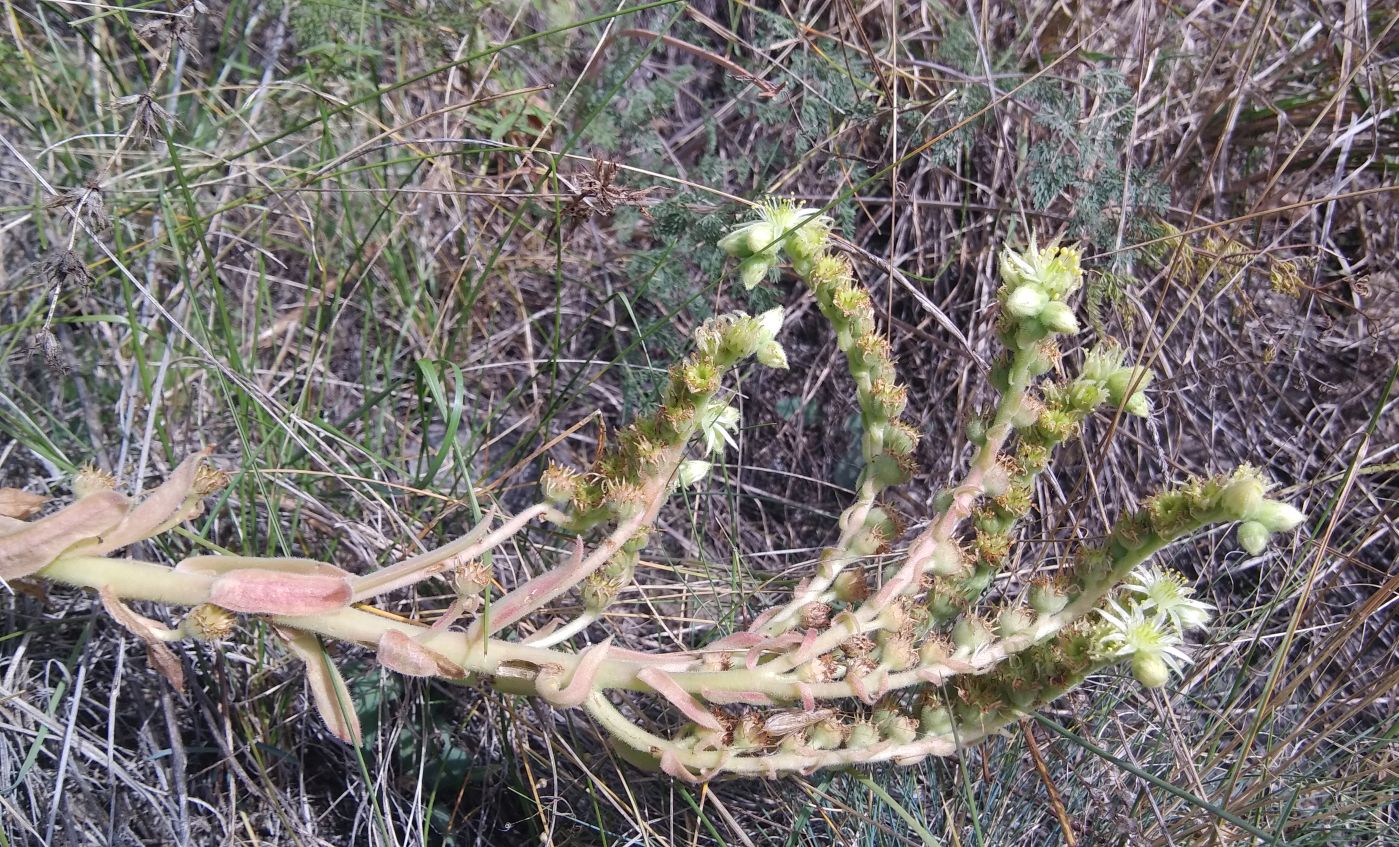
left=7, top=199, right=1313, bottom=781
left=717, top=199, right=832, bottom=288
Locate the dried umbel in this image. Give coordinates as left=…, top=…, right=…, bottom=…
left=8, top=203, right=1308, bottom=780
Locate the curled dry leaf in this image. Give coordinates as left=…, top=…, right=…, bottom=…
left=536, top=637, right=613, bottom=708
left=274, top=625, right=362, bottom=746
left=99, top=585, right=184, bottom=691
left=0, top=490, right=130, bottom=580
left=0, top=488, right=47, bottom=520
left=376, top=630, right=465, bottom=679
left=90, top=450, right=211, bottom=555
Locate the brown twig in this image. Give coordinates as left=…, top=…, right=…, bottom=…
left=1022, top=718, right=1078, bottom=847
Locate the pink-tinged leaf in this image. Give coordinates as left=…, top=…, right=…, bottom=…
left=0, top=488, right=47, bottom=520
left=745, top=606, right=781, bottom=632
left=275, top=625, right=362, bottom=746
left=0, top=491, right=130, bottom=580
left=376, top=630, right=465, bottom=679
left=786, top=628, right=823, bottom=666
left=91, top=450, right=210, bottom=554
left=658, top=749, right=703, bottom=783
left=207, top=569, right=351, bottom=615
left=796, top=682, right=816, bottom=712
left=99, top=585, right=184, bottom=691
left=699, top=688, right=772, bottom=706
left=636, top=668, right=723, bottom=733
left=468, top=538, right=585, bottom=640
left=537, top=637, right=612, bottom=708
left=702, top=631, right=766, bottom=652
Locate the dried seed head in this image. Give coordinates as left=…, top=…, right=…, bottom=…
left=73, top=464, right=118, bottom=499
left=799, top=601, right=832, bottom=630
left=841, top=634, right=875, bottom=657
left=42, top=249, right=93, bottom=289
left=181, top=603, right=236, bottom=641
left=832, top=568, right=869, bottom=602
left=193, top=463, right=230, bottom=498
left=28, top=329, right=68, bottom=374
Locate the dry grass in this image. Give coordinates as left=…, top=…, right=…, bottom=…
left=1, top=1, right=1396, bottom=845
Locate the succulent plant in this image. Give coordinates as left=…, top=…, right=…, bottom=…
left=5, top=201, right=1306, bottom=780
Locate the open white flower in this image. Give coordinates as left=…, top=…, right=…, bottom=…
left=1094, top=599, right=1194, bottom=687
left=1123, top=567, right=1214, bottom=631
left=698, top=403, right=740, bottom=455
left=676, top=460, right=713, bottom=488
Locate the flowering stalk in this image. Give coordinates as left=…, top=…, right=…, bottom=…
left=7, top=207, right=1308, bottom=779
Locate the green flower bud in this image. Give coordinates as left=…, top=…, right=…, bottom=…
left=958, top=566, right=995, bottom=600
left=833, top=569, right=869, bottom=602
left=918, top=704, right=954, bottom=735
left=1219, top=477, right=1265, bottom=520
left=540, top=463, right=581, bottom=506
left=1081, top=345, right=1125, bottom=382
left=1068, top=380, right=1105, bottom=412
left=1038, top=301, right=1079, bottom=335
left=744, top=222, right=778, bottom=255
left=951, top=616, right=994, bottom=652
left=1124, top=391, right=1152, bottom=418
left=925, top=589, right=960, bottom=623
left=739, top=255, right=772, bottom=289
left=717, top=226, right=755, bottom=257
left=1238, top=520, right=1270, bottom=554
left=928, top=541, right=966, bottom=577
left=1029, top=580, right=1069, bottom=616
left=885, top=421, right=918, bottom=456
left=807, top=719, right=846, bottom=750
left=997, top=606, right=1036, bottom=638
left=1254, top=500, right=1305, bottom=533
left=867, top=453, right=912, bottom=487
left=847, top=721, right=879, bottom=749
left=1131, top=652, right=1170, bottom=688
left=676, top=460, right=712, bottom=488
left=1106, top=366, right=1153, bottom=405
left=1005, top=284, right=1048, bottom=319
left=881, top=714, right=918, bottom=744
left=756, top=340, right=788, bottom=369
left=181, top=603, right=237, bottom=641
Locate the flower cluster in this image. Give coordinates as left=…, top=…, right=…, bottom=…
left=718, top=199, right=832, bottom=288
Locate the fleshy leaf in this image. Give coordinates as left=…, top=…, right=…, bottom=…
left=536, top=637, right=613, bottom=708
left=100, top=585, right=184, bottom=690
left=377, top=630, right=465, bottom=679
left=275, top=625, right=362, bottom=746
left=206, top=569, right=351, bottom=615
left=90, top=451, right=211, bottom=555
left=0, top=488, right=47, bottom=520
left=636, top=667, right=724, bottom=733
left=0, top=491, right=130, bottom=580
